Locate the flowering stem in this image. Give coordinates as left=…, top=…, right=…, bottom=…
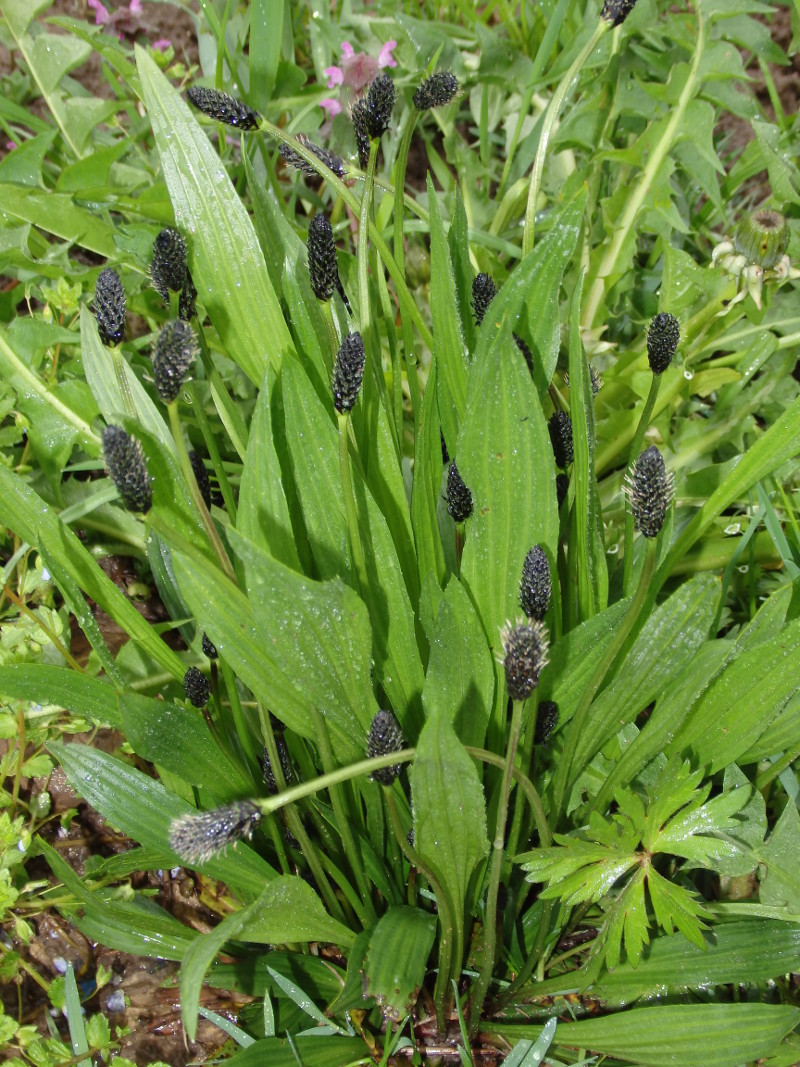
left=337, top=412, right=369, bottom=597
left=504, top=690, right=542, bottom=865
left=522, top=20, right=608, bottom=256
left=469, top=696, right=527, bottom=1036
left=622, top=375, right=661, bottom=594
left=392, top=106, right=422, bottom=426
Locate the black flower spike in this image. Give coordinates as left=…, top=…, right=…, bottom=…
left=151, top=227, right=187, bottom=300
left=446, top=460, right=473, bottom=523
left=502, top=620, right=549, bottom=702
left=279, top=135, right=346, bottom=179
left=153, top=320, right=197, bottom=404
left=364, top=73, right=396, bottom=139
left=367, top=710, right=405, bottom=786
left=169, top=801, right=261, bottom=864
left=556, top=473, right=569, bottom=510
left=625, top=445, right=674, bottom=539
left=601, top=0, right=638, bottom=25
left=261, top=738, right=295, bottom=795
left=94, top=268, right=126, bottom=346
left=179, top=271, right=197, bottom=323
left=472, top=273, right=497, bottom=327
left=351, top=100, right=371, bottom=169
left=646, top=313, right=680, bottom=375
left=332, top=331, right=366, bottom=414
left=184, top=666, right=210, bottom=707
left=189, top=450, right=212, bottom=510
left=534, top=700, right=559, bottom=745
left=102, top=425, right=152, bottom=513
left=520, top=545, right=551, bottom=621
left=549, top=410, right=574, bottom=469
left=514, top=334, right=534, bottom=374
left=413, top=71, right=459, bottom=111
left=187, top=86, right=261, bottom=130
left=308, top=214, right=338, bottom=302
left=201, top=633, right=218, bottom=659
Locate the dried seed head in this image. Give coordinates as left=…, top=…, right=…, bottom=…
left=153, top=320, right=197, bottom=403
left=625, top=445, right=673, bottom=539
left=186, top=86, right=261, bottom=130
left=169, top=801, right=261, bottom=864
left=261, top=738, right=295, bottom=795
left=308, top=214, right=338, bottom=302
left=332, top=331, right=366, bottom=414
left=364, top=73, right=396, bottom=139
left=367, top=710, right=405, bottom=786
left=556, top=473, right=569, bottom=510
left=413, top=71, right=459, bottom=111
left=94, top=268, right=126, bottom=346
left=646, top=313, right=680, bottom=375
left=502, top=620, right=549, bottom=702
left=514, top=333, right=534, bottom=374
left=734, top=209, right=789, bottom=270
left=201, top=632, right=218, bottom=659
left=601, top=0, right=638, bottom=25
left=351, top=100, right=371, bottom=169
left=151, top=227, right=187, bottom=299
left=179, top=271, right=197, bottom=323
left=534, top=700, right=559, bottom=745
left=446, top=460, right=473, bottom=523
left=279, top=135, right=346, bottom=178
left=520, top=545, right=551, bottom=621
left=184, top=666, right=210, bottom=707
left=189, top=450, right=212, bottom=510
left=549, top=410, right=574, bottom=469
left=102, top=425, right=152, bottom=513
left=472, top=272, right=497, bottom=326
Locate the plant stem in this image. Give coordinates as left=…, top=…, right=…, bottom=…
left=550, top=537, right=658, bottom=827
left=337, top=412, right=369, bottom=596
left=622, top=374, right=661, bottom=594
left=358, top=140, right=379, bottom=343
left=464, top=747, right=551, bottom=848
left=756, top=745, right=800, bottom=791
left=469, top=697, right=527, bottom=1036
left=495, top=899, right=555, bottom=1007
left=504, top=691, right=541, bottom=865
left=522, top=20, right=608, bottom=256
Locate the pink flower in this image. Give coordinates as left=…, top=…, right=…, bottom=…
left=324, top=66, right=344, bottom=89
left=6, top=141, right=17, bottom=151
left=152, top=39, right=171, bottom=51
left=319, top=40, right=398, bottom=117
left=320, top=97, right=343, bottom=118
left=87, top=0, right=111, bottom=24
left=378, top=41, right=397, bottom=69
left=129, top=0, right=142, bottom=12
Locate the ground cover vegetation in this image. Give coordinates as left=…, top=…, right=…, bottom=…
left=1, top=0, right=800, bottom=1063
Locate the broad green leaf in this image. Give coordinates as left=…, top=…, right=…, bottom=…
left=136, top=47, right=293, bottom=384
left=50, top=742, right=276, bottom=898
left=0, top=466, right=185, bottom=680
left=448, top=188, right=477, bottom=357
left=241, top=877, right=356, bottom=948
left=490, top=1004, right=800, bottom=1067
left=742, top=693, right=800, bottom=763
left=0, top=665, right=122, bottom=727
left=410, top=356, right=446, bottom=588
left=362, top=906, right=437, bottom=1020
left=759, top=802, right=800, bottom=913
left=503, top=1018, right=558, bottom=1067
left=249, top=0, right=283, bottom=108
left=0, top=184, right=117, bottom=255
left=222, top=1037, right=368, bottom=1067
left=422, top=577, right=495, bottom=749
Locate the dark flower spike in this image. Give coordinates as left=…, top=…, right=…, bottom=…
left=472, top=272, right=497, bottom=326
left=534, top=700, right=559, bottom=745
left=201, top=633, right=218, bottom=659
left=413, top=71, right=459, bottom=111
left=514, top=334, right=534, bottom=374
left=364, top=73, right=396, bottom=139
left=446, top=460, right=473, bottom=523
left=186, top=86, right=261, bottom=130
left=520, top=545, right=551, bottom=621
left=261, top=738, right=295, bottom=795
left=308, top=214, right=338, bottom=302
left=189, top=450, right=212, bottom=510
left=153, top=320, right=197, bottom=404
left=332, top=331, right=366, bottom=413
left=367, top=710, right=405, bottom=786
left=151, top=227, right=186, bottom=300
left=625, top=445, right=674, bottom=539
left=279, top=135, right=346, bottom=179
left=335, top=276, right=353, bottom=315
left=102, top=425, right=152, bottom=513
left=169, top=801, right=262, bottom=864
left=94, top=268, right=126, bottom=346
left=184, top=666, right=210, bottom=707
left=502, top=619, right=550, bottom=702
left=179, top=271, right=197, bottom=323
left=646, top=313, right=680, bottom=375
left=351, top=99, right=371, bottom=169
left=556, top=473, right=569, bottom=510
left=601, top=0, right=638, bottom=25
left=549, top=410, right=574, bottom=469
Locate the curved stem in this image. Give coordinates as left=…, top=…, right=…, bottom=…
left=465, top=747, right=551, bottom=849
left=622, top=374, right=661, bottom=594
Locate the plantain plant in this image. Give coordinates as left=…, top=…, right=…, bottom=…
left=1, top=0, right=800, bottom=1064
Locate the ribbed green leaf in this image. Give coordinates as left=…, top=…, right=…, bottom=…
left=489, top=1004, right=800, bottom=1067
left=0, top=665, right=122, bottom=727
left=363, top=906, right=436, bottom=1020
left=759, top=802, right=800, bottom=913
left=410, top=356, right=446, bottom=588
left=249, top=0, right=283, bottom=108
left=223, top=1037, right=368, bottom=1067
left=241, top=877, right=356, bottom=949
left=50, top=742, right=276, bottom=898
left=136, top=46, right=293, bottom=385
left=0, top=184, right=117, bottom=255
